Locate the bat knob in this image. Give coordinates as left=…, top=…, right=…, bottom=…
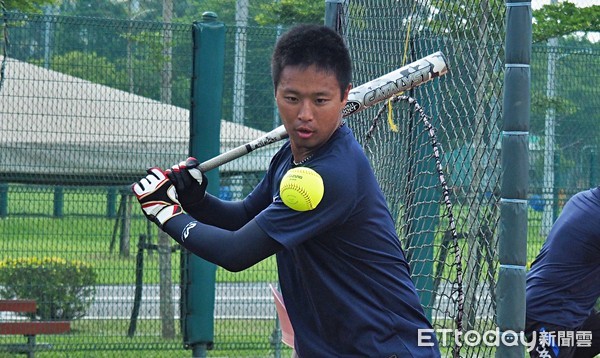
left=185, top=157, right=200, bottom=169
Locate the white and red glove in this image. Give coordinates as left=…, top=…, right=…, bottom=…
left=131, top=167, right=182, bottom=228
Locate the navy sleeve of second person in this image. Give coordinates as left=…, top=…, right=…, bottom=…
left=161, top=213, right=283, bottom=272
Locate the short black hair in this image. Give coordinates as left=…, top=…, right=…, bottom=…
left=271, top=24, right=352, bottom=100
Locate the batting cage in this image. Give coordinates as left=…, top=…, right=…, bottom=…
left=1, top=1, right=599, bottom=357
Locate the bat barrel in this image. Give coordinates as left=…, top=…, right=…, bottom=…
left=343, top=51, right=448, bottom=117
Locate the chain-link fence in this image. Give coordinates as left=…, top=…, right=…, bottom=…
left=529, top=44, right=600, bottom=261
left=1, top=3, right=599, bottom=358
left=340, top=1, right=505, bottom=356
left=0, top=13, right=288, bottom=357
left=1, top=12, right=192, bottom=356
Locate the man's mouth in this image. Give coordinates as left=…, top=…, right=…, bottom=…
left=296, top=127, right=313, bottom=139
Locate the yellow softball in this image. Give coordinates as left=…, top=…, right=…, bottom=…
left=279, top=167, right=324, bottom=211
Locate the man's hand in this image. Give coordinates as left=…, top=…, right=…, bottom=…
left=166, top=157, right=208, bottom=209
left=131, top=167, right=182, bottom=228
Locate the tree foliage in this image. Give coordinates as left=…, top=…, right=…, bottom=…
left=427, top=0, right=505, bottom=40
left=254, top=0, right=323, bottom=26
left=4, top=0, right=58, bottom=13
left=532, top=2, right=600, bottom=43
left=59, top=0, right=128, bottom=19
left=33, top=51, right=124, bottom=88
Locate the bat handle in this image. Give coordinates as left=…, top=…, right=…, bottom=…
left=198, top=125, right=289, bottom=173
left=198, top=146, right=254, bottom=173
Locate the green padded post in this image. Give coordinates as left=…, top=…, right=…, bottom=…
left=497, top=0, right=531, bottom=356
left=53, top=186, right=64, bottom=218
left=107, top=187, right=117, bottom=218
left=0, top=183, right=7, bottom=217
left=183, top=12, right=224, bottom=357
left=589, top=149, right=596, bottom=191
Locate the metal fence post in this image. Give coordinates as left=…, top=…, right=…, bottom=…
left=325, top=0, right=344, bottom=32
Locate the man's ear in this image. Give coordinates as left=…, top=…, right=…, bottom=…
left=342, top=83, right=352, bottom=102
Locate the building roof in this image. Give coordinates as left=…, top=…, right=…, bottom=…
left=0, top=56, right=279, bottom=185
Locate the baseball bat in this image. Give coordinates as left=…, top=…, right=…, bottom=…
left=198, top=51, right=448, bottom=173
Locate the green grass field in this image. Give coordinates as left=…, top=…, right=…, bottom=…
left=1, top=186, right=279, bottom=285
left=0, top=185, right=549, bottom=357
left=2, top=185, right=548, bottom=282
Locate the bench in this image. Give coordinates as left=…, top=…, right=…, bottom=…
left=0, top=299, right=70, bottom=358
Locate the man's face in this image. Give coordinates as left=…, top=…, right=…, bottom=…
left=275, top=65, right=351, bottom=157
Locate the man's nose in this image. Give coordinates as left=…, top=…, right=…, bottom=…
left=297, top=100, right=314, bottom=121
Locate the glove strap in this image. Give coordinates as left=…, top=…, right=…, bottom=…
left=154, top=205, right=183, bottom=227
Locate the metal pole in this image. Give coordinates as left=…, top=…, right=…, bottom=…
left=542, top=36, right=558, bottom=236
left=161, top=0, right=173, bottom=104
left=324, top=0, right=344, bottom=32
left=233, top=0, right=248, bottom=124
left=0, top=182, right=7, bottom=218
left=43, top=6, right=52, bottom=69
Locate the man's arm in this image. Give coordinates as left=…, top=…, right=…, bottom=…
left=181, top=193, right=252, bottom=230
left=132, top=164, right=281, bottom=271
left=162, top=213, right=283, bottom=272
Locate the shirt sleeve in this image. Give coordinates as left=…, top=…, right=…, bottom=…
left=182, top=193, right=252, bottom=230
left=255, top=160, right=359, bottom=249
left=162, top=213, right=283, bottom=272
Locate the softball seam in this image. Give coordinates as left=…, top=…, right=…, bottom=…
left=281, top=183, right=315, bottom=209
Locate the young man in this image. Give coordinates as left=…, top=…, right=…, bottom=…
left=526, top=186, right=600, bottom=358
left=132, top=24, right=440, bottom=357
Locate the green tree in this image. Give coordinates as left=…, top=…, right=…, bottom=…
left=4, top=0, right=58, bottom=13
left=59, top=0, right=128, bottom=19
left=254, top=0, right=323, bottom=26
left=174, top=0, right=238, bottom=24
left=31, top=51, right=126, bottom=89
left=427, top=0, right=505, bottom=39
left=532, top=2, right=600, bottom=43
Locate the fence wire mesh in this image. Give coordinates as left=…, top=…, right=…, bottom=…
left=0, top=13, right=192, bottom=356
left=0, top=3, right=599, bottom=357
left=343, top=0, right=505, bottom=356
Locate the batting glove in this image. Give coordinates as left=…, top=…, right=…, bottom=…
left=166, top=157, right=208, bottom=210
left=131, top=167, right=183, bottom=228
